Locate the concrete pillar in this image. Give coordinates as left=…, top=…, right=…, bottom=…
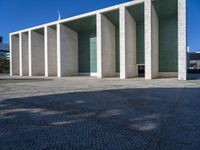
left=96, top=13, right=102, bottom=78
left=10, top=34, right=20, bottom=76
left=45, top=26, right=57, bottom=76
left=9, top=34, right=12, bottom=76
left=97, top=13, right=116, bottom=78
left=30, top=30, right=45, bottom=76
left=19, top=33, right=22, bottom=76
left=57, top=23, right=78, bottom=77
left=178, top=0, right=187, bottom=80
left=145, top=0, right=159, bottom=79
left=44, top=27, right=48, bottom=77
left=120, top=7, right=137, bottom=79
left=21, top=32, right=29, bottom=76
left=28, top=30, right=32, bottom=76
left=57, top=24, right=61, bottom=77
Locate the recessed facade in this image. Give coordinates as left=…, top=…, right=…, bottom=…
left=10, top=0, right=187, bottom=80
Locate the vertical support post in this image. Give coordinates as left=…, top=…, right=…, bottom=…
left=96, top=13, right=102, bottom=78
left=44, top=26, right=48, bottom=77
left=28, top=30, right=32, bottom=76
left=178, top=0, right=187, bottom=80
left=9, top=34, right=12, bottom=76
left=120, top=7, right=126, bottom=79
left=57, top=23, right=61, bottom=77
left=145, top=0, right=159, bottom=79
left=19, top=33, right=22, bottom=76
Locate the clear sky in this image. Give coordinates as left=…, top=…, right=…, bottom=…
left=0, top=0, right=199, bottom=51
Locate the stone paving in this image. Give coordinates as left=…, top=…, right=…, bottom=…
left=0, top=76, right=200, bottom=150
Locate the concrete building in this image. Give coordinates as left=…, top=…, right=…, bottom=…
left=188, top=52, right=200, bottom=70
left=0, top=36, right=9, bottom=59
left=10, top=0, right=187, bottom=80
left=0, top=36, right=10, bottom=73
left=0, top=44, right=9, bottom=59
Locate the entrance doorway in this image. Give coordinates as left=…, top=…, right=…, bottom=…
left=138, top=65, right=145, bottom=77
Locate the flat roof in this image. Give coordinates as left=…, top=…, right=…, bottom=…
left=10, top=0, right=144, bottom=35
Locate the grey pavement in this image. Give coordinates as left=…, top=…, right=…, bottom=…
left=0, top=76, right=200, bottom=150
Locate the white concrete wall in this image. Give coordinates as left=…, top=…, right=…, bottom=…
left=57, top=24, right=78, bottom=77
left=120, top=7, right=137, bottom=79
left=21, top=32, right=29, bottom=76
left=31, top=30, right=45, bottom=76
left=11, top=35, right=20, bottom=75
left=178, top=0, right=187, bottom=80
left=145, top=0, right=159, bottom=79
left=45, top=26, right=57, bottom=76
left=97, top=13, right=116, bottom=78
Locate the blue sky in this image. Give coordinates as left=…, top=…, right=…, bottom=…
left=0, top=0, right=199, bottom=51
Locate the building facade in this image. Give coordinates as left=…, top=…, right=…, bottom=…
left=0, top=36, right=10, bottom=73
left=10, top=0, right=187, bottom=80
left=188, top=52, right=200, bottom=71
left=0, top=44, right=9, bottom=59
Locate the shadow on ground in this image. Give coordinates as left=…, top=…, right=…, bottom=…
left=0, top=87, right=200, bottom=150
left=188, top=73, right=200, bottom=80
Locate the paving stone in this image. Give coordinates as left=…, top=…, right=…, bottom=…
left=0, top=76, right=200, bottom=149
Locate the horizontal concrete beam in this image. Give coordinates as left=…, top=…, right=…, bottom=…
left=10, top=0, right=144, bottom=35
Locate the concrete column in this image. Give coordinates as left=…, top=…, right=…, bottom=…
left=57, top=24, right=61, bottom=77
left=28, top=30, right=32, bottom=76
left=10, top=34, right=20, bottom=76
left=97, top=13, right=116, bottom=78
left=145, top=0, right=159, bottom=79
left=21, top=32, right=29, bottom=76
left=57, top=23, right=78, bottom=77
left=178, top=0, right=187, bottom=80
left=96, top=13, right=102, bottom=78
left=30, top=30, right=45, bottom=76
left=120, top=7, right=137, bottom=79
left=45, top=26, right=57, bottom=76
left=44, top=26, right=48, bottom=77
left=19, top=33, right=22, bottom=76
left=9, top=34, right=12, bottom=76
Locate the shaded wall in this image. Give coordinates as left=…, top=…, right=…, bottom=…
left=31, top=31, right=45, bottom=76
left=22, top=33, right=29, bottom=75
left=78, top=31, right=97, bottom=73
left=115, top=28, right=120, bottom=72
left=159, top=16, right=178, bottom=72
left=47, top=27, right=57, bottom=76
left=136, top=22, right=144, bottom=64
left=11, top=35, right=19, bottom=75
